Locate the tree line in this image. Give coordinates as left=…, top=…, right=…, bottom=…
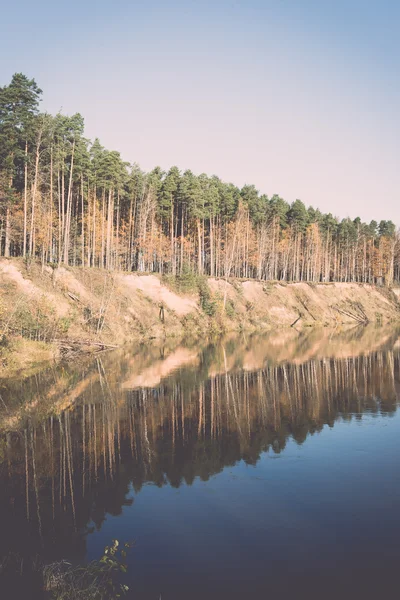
left=1, top=73, right=399, bottom=284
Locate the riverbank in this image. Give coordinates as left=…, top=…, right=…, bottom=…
left=1, top=257, right=400, bottom=378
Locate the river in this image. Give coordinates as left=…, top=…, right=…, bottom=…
left=1, top=325, right=400, bottom=598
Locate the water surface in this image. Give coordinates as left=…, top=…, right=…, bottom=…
left=1, top=326, right=400, bottom=599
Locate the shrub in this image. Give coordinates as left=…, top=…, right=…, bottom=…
left=43, top=540, right=132, bottom=600
left=163, top=266, right=201, bottom=294
left=245, top=300, right=254, bottom=312
left=163, top=269, right=219, bottom=317
left=225, top=299, right=236, bottom=319
left=198, top=277, right=217, bottom=316
left=14, top=300, right=56, bottom=341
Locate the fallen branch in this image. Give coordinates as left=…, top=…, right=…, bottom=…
left=295, top=295, right=317, bottom=321
left=54, top=339, right=118, bottom=349
left=332, top=306, right=368, bottom=324
left=66, top=291, right=82, bottom=303
left=290, top=315, right=302, bottom=327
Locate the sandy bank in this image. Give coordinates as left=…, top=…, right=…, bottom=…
left=1, top=258, right=399, bottom=377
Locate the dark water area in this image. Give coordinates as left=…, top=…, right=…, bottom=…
left=1, top=325, right=400, bottom=599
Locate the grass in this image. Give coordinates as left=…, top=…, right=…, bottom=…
left=0, top=337, right=56, bottom=379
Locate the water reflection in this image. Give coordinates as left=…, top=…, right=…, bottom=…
left=0, top=325, right=400, bottom=589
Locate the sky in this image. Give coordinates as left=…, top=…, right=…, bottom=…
left=1, top=0, right=399, bottom=224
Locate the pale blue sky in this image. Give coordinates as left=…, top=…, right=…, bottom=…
left=1, top=0, right=399, bottom=223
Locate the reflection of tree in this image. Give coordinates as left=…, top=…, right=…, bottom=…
left=0, top=344, right=399, bottom=573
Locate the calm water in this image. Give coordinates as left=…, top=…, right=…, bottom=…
left=1, top=326, right=400, bottom=599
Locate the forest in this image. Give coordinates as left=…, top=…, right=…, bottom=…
left=1, top=73, right=399, bottom=285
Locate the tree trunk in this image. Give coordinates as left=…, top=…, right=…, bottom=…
left=29, top=137, right=41, bottom=257
left=4, top=206, right=11, bottom=258
left=81, top=175, right=85, bottom=267
left=23, top=141, right=28, bottom=257
left=197, top=218, right=202, bottom=274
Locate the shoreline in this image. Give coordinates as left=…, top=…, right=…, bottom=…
left=1, top=258, right=400, bottom=379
